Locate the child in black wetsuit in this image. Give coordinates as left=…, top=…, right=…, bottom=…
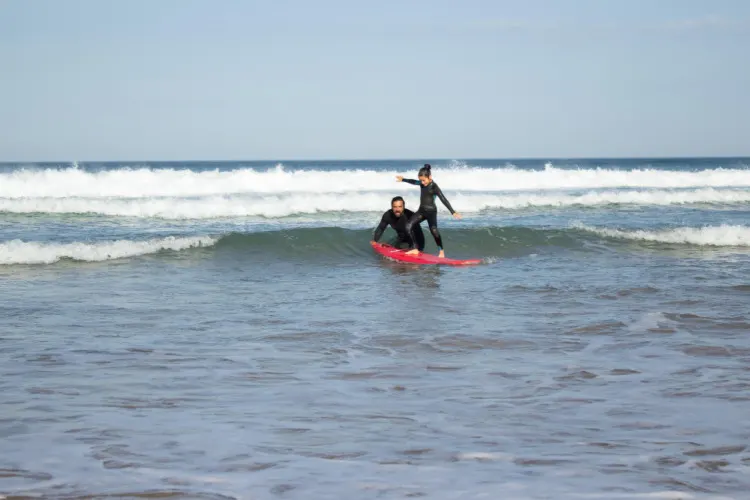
left=396, top=164, right=462, bottom=258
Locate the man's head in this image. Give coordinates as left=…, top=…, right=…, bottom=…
left=391, top=196, right=405, bottom=217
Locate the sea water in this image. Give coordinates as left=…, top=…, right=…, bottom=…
left=1, top=158, right=749, bottom=499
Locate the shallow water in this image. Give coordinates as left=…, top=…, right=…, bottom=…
left=2, top=159, right=750, bottom=499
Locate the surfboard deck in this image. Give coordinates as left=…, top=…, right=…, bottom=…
left=370, top=241, right=482, bottom=266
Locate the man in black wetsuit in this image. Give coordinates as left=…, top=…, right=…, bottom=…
left=371, top=196, right=426, bottom=251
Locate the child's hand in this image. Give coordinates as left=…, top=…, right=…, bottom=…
left=395, top=175, right=403, bottom=182
left=453, top=212, right=462, bottom=219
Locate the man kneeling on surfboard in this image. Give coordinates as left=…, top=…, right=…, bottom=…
left=371, top=196, right=426, bottom=251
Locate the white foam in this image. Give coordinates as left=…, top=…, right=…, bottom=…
left=454, top=451, right=514, bottom=461
left=1, top=188, right=749, bottom=219
left=574, top=492, right=697, bottom=499
left=575, top=224, right=750, bottom=247
left=2, top=165, right=750, bottom=199
left=0, top=236, right=217, bottom=265
left=575, top=491, right=737, bottom=499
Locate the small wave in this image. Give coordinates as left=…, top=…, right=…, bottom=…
left=0, top=227, right=566, bottom=266
left=214, top=226, right=582, bottom=261
left=575, top=224, right=750, bottom=247
left=0, top=236, right=217, bottom=265
left=4, top=224, right=748, bottom=267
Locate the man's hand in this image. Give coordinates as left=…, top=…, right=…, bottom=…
left=453, top=212, right=462, bottom=219
left=395, top=175, right=403, bottom=182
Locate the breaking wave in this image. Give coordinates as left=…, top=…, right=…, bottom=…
left=1, top=188, right=749, bottom=219
left=575, top=224, right=750, bottom=247
left=2, top=164, right=750, bottom=220
left=2, top=164, right=750, bottom=199
left=0, top=236, right=217, bottom=265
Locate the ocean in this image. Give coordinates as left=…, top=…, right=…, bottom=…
left=1, top=157, right=749, bottom=499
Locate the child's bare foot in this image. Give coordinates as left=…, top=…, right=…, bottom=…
left=438, top=250, right=445, bottom=258
left=405, top=249, right=420, bottom=255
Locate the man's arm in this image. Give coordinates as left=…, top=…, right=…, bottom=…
left=372, top=212, right=390, bottom=242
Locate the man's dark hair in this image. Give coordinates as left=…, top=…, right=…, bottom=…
left=391, top=196, right=405, bottom=205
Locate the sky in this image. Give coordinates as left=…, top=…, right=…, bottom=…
left=1, top=0, right=749, bottom=161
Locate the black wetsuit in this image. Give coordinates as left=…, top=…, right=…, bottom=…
left=373, top=208, right=426, bottom=251
left=402, top=179, right=456, bottom=250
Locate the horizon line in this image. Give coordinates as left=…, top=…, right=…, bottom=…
left=2, top=154, right=749, bottom=164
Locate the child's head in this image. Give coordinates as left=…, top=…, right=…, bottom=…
left=418, top=163, right=432, bottom=186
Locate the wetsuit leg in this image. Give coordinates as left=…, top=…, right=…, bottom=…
left=404, top=211, right=426, bottom=250
left=424, top=210, right=443, bottom=249
left=393, top=238, right=410, bottom=250
left=414, top=225, right=426, bottom=251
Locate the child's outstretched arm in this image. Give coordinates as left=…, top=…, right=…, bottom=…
left=434, top=183, right=462, bottom=219
left=396, top=175, right=420, bottom=185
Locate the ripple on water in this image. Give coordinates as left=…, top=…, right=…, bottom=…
left=47, top=492, right=239, bottom=500
left=567, top=321, right=627, bottom=335
left=0, top=467, right=53, bottom=484
left=684, top=445, right=746, bottom=457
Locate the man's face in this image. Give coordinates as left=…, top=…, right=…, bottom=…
left=392, top=200, right=404, bottom=217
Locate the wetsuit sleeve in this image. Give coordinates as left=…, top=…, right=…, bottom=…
left=372, top=212, right=390, bottom=241
left=433, top=183, right=456, bottom=214
left=402, top=178, right=420, bottom=185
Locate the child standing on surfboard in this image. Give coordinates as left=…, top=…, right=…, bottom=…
left=396, top=164, right=462, bottom=258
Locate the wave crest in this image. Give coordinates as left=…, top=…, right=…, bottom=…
left=575, top=224, right=750, bottom=247
left=0, top=236, right=217, bottom=265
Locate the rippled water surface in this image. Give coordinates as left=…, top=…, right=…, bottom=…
left=3, top=251, right=750, bottom=499
left=2, top=159, right=750, bottom=499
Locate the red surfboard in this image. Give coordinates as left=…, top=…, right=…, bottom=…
left=370, top=241, right=482, bottom=266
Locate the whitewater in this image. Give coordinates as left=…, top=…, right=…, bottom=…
left=2, top=163, right=750, bottom=220
left=0, top=235, right=217, bottom=265
left=3, top=163, right=750, bottom=198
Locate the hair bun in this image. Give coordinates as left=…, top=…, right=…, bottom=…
left=418, top=163, right=432, bottom=177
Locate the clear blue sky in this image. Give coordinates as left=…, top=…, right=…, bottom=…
left=1, top=0, right=749, bottom=161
